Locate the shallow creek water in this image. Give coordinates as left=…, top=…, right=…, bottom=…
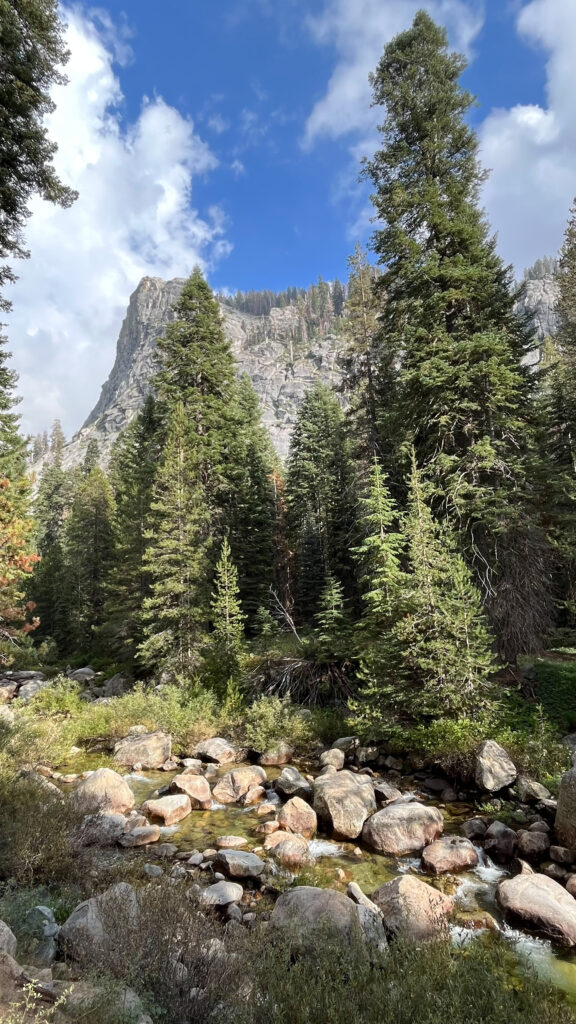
left=69, top=759, right=576, bottom=1003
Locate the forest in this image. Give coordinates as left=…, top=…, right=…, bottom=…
left=4, top=5, right=576, bottom=1024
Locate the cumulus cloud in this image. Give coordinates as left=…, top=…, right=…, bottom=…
left=6, top=6, right=229, bottom=438
left=480, top=0, right=576, bottom=271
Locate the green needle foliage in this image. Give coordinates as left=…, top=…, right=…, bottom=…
left=206, top=536, right=246, bottom=692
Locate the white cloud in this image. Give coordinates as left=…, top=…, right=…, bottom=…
left=480, top=0, right=576, bottom=271
left=6, top=6, right=229, bottom=438
left=207, top=113, right=230, bottom=134
left=303, top=0, right=483, bottom=148
left=231, top=159, right=246, bottom=177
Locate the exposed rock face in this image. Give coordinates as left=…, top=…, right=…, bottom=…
left=516, top=276, right=560, bottom=351
left=54, top=277, right=343, bottom=468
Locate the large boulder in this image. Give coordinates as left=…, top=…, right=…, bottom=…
left=372, top=876, right=454, bottom=940
left=73, top=768, right=135, bottom=815
left=484, top=820, right=517, bottom=863
left=271, top=834, right=315, bottom=870
left=194, top=737, right=238, bottom=764
left=77, top=812, right=128, bottom=846
left=170, top=773, right=212, bottom=809
left=497, top=863, right=576, bottom=946
left=421, top=836, right=478, bottom=875
left=270, top=886, right=385, bottom=948
left=59, top=883, right=138, bottom=958
left=199, top=881, right=244, bottom=907
left=313, top=770, right=375, bottom=839
left=18, top=678, right=50, bottom=701
left=555, top=767, right=576, bottom=849
left=0, top=920, right=17, bottom=957
left=214, top=850, right=265, bottom=880
left=474, top=740, right=517, bottom=792
left=141, top=794, right=191, bottom=825
left=212, top=766, right=267, bottom=804
left=68, top=666, right=96, bottom=682
left=275, top=766, right=313, bottom=802
left=517, top=776, right=551, bottom=802
left=278, top=796, right=317, bottom=838
left=118, top=825, right=161, bottom=847
left=258, top=741, right=294, bottom=766
left=362, top=801, right=443, bottom=856
left=113, top=730, right=171, bottom=769
left=0, top=682, right=17, bottom=704
left=319, top=749, right=345, bottom=770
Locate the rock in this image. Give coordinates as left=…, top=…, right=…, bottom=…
left=68, top=666, right=96, bottom=682
left=550, top=845, right=576, bottom=866
left=101, top=673, right=125, bottom=697
left=181, top=758, right=203, bottom=772
left=78, top=812, right=127, bottom=846
left=194, top=737, right=238, bottom=764
left=114, top=730, right=171, bottom=769
left=256, top=820, right=279, bottom=836
left=257, top=802, right=277, bottom=817
left=331, top=736, right=359, bottom=754
left=544, top=863, right=570, bottom=883
left=313, top=770, right=376, bottom=840
left=170, top=773, right=211, bottom=809
left=118, top=825, right=162, bottom=847
left=0, top=682, right=17, bottom=703
left=373, top=780, right=402, bottom=806
left=214, top=850, right=265, bottom=880
left=155, top=843, right=178, bottom=858
left=275, top=766, right=313, bottom=802
left=567, top=875, right=576, bottom=897
left=216, top=836, right=249, bottom=850
left=18, top=678, right=50, bottom=701
left=141, top=794, right=191, bottom=825
left=355, top=746, right=379, bottom=766
left=517, top=776, right=551, bottom=802
left=422, top=836, right=479, bottom=875
left=144, top=864, right=163, bottom=878
left=372, top=875, right=454, bottom=940
left=258, top=742, right=294, bottom=766
left=347, top=882, right=383, bottom=917
left=555, top=767, right=576, bottom=849
left=529, top=820, right=550, bottom=833
left=362, top=801, right=443, bottom=856
left=0, top=920, right=17, bottom=958
left=460, top=817, right=487, bottom=840
left=516, top=829, right=550, bottom=860
left=271, top=834, right=315, bottom=870
left=73, top=768, right=135, bottom=815
left=474, top=740, right=517, bottom=792
left=212, top=766, right=267, bottom=804
left=60, top=883, right=138, bottom=957
left=24, top=906, right=57, bottom=941
left=241, top=785, right=265, bottom=807
left=319, top=749, right=345, bottom=770
left=441, top=787, right=458, bottom=803
left=0, top=706, right=15, bottom=726
left=278, top=797, right=317, bottom=838
left=270, top=886, right=385, bottom=946
left=497, top=863, right=576, bottom=946
left=200, top=881, right=244, bottom=907
left=484, top=820, right=517, bottom=863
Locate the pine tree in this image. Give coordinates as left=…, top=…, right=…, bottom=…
left=0, top=0, right=77, bottom=308
left=0, top=333, right=26, bottom=483
left=363, top=11, right=553, bottom=660
left=341, top=245, right=383, bottom=463
left=312, top=575, right=350, bottom=659
left=139, top=403, right=212, bottom=676
left=206, top=536, right=245, bottom=691
left=285, top=381, right=356, bottom=621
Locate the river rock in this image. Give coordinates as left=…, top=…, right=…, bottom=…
left=516, top=829, right=550, bottom=860
left=68, top=666, right=96, bottom=682
left=373, top=780, right=402, bottom=805
left=141, top=794, right=191, bottom=825
left=313, top=770, right=376, bottom=839
left=550, top=845, right=576, bottom=866
left=270, top=886, right=385, bottom=946
left=0, top=921, right=17, bottom=958
left=331, top=736, right=359, bottom=754
left=474, top=740, right=517, bottom=792
left=278, top=796, right=317, bottom=838
left=59, top=883, right=138, bottom=958
left=484, top=820, right=517, bottom=862
left=356, top=746, right=379, bottom=766
left=78, top=812, right=128, bottom=846
left=319, top=749, right=345, bottom=770
left=118, top=825, right=162, bottom=847
left=258, top=741, right=294, bottom=766
left=555, top=767, right=576, bottom=849
left=362, top=801, right=443, bottom=855
left=271, top=834, right=314, bottom=870
left=194, top=737, right=238, bottom=764
left=497, top=863, right=576, bottom=946
left=170, top=773, right=211, bottom=809
left=242, top=785, right=267, bottom=806
left=18, top=678, right=50, bottom=700
left=216, top=836, right=249, bottom=849
left=73, top=768, right=135, bottom=815
left=275, top=766, right=313, bottom=801
left=0, top=682, right=17, bottom=703
left=517, top=776, right=551, bottom=802
left=460, top=817, right=487, bottom=840
left=212, top=766, right=267, bottom=804
left=422, top=836, right=478, bottom=875
left=113, top=730, right=172, bottom=769
left=372, top=875, right=454, bottom=940
left=200, top=881, right=244, bottom=907
left=214, top=850, right=265, bottom=880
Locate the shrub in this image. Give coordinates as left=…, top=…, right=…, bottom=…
left=242, top=696, right=316, bottom=753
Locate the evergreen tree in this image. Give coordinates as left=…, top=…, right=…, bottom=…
left=341, top=245, right=383, bottom=463
left=139, top=403, right=212, bottom=676
left=63, top=466, right=116, bottom=653
left=312, top=574, right=350, bottom=659
left=0, top=0, right=77, bottom=308
left=206, top=536, right=245, bottom=690
left=363, top=11, right=553, bottom=660
left=285, top=381, right=356, bottom=621
left=0, top=334, right=26, bottom=483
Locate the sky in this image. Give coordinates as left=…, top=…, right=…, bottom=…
left=6, top=0, right=576, bottom=438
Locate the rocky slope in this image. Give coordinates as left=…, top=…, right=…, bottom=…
left=50, top=272, right=560, bottom=471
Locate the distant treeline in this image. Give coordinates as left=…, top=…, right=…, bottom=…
left=218, top=277, right=346, bottom=319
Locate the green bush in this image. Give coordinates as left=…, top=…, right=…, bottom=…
left=242, top=696, right=316, bottom=753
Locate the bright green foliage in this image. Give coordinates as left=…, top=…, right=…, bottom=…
left=206, top=536, right=245, bottom=690
left=312, top=575, right=350, bottom=659
left=286, top=381, right=356, bottom=620
left=63, top=466, right=116, bottom=653
left=395, top=457, right=498, bottom=718
left=0, top=0, right=77, bottom=307
left=364, top=11, right=553, bottom=660
left=102, top=397, right=163, bottom=662
left=0, top=334, right=26, bottom=483
left=139, top=402, right=212, bottom=676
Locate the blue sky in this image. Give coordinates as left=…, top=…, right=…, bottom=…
left=7, top=0, right=576, bottom=436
